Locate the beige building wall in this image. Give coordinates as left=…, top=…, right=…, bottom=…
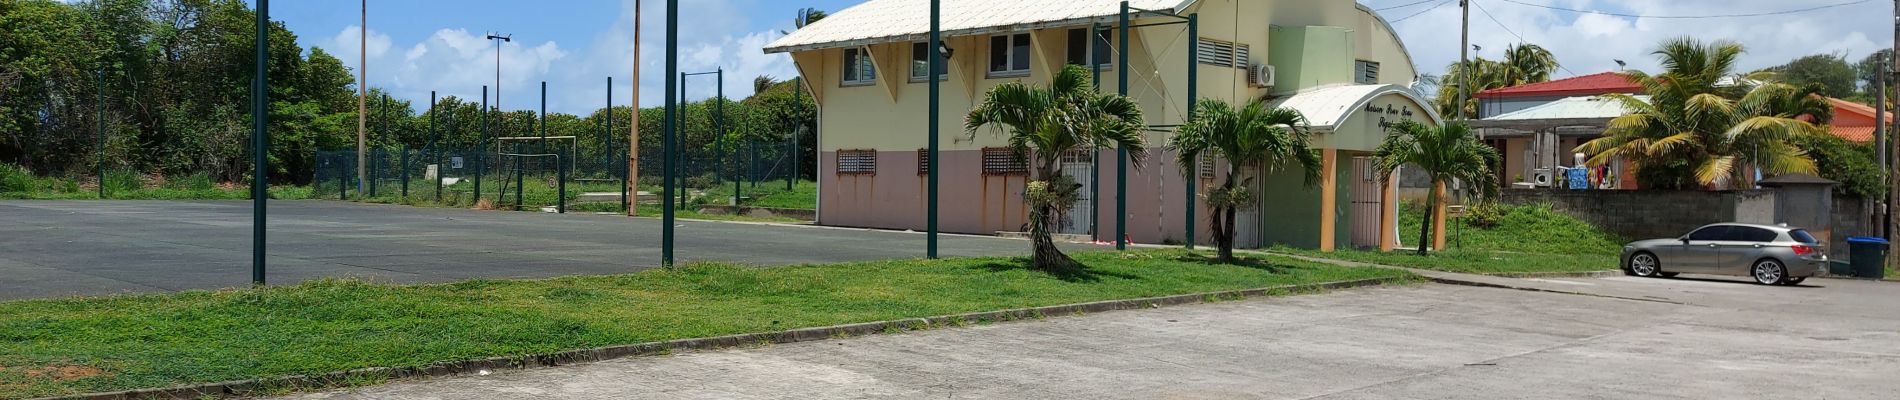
left=787, top=0, right=1422, bottom=240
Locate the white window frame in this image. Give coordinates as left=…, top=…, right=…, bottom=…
left=987, top=33, right=1032, bottom=78
left=909, top=42, right=949, bottom=83
left=1065, top=28, right=1115, bottom=71
left=842, top=47, right=876, bottom=87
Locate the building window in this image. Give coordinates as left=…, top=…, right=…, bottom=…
left=916, top=149, right=930, bottom=175
left=1355, top=60, right=1381, bottom=84
left=837, top=149, right=877, bottom=175
left=1199, top=157, right=1217, bottom=179
left=988, top=33, right=1031, bottom=78
left=842, top=47, right=876, bottom=86
left=910, top=42, right=948, bottom=82
left=982, top=147, right=1028, bottom=175
left=1065, top=28, right=1113, bottom=69
left=1195, top=38, right=1249, bottom=68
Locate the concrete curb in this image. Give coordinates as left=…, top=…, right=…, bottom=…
left=38, top=277, right=1407, bottom=400
left=1478, top=270, right=1623, bottom=279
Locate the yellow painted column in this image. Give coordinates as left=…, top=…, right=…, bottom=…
left=1318, top=149, right=1337, bottom=252
left=1379, top=170, right=1398, bottom=252
left=1432, top=180, right=1448, bottom=251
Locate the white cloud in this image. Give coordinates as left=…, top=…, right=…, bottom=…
left=308, top=0, right=798, bottom=115
left=1378, top=0, right=1892, bottom=80
left=324, top=25, right=392, bottom=69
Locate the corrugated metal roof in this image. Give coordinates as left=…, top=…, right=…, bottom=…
left=1474, top=72, right=1642, bottom=99
left=764, top=0, right=1194, bottom=54
left=1484, top=95, right=1648, bottom=121
left=1266, top=84, right=1439, bottom=130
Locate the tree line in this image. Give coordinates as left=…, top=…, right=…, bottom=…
left=0, top=0, right=815, bottom=185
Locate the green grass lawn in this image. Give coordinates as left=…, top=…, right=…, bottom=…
left=0, top=250, right=1411, bottom=398
left=697, top=180, right=817, bottom=210
left=1280, top=202, right=1624, bottom=274
left=1, top=167, right=314, bottom=200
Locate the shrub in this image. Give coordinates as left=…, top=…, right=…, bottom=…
left=0, top=164, right=34, bottom=193
left=165, top=172, right=217, bottom=191
left=102, top=170, right=143, bottom=194
left=1464, top=202, right=1504, bottom=228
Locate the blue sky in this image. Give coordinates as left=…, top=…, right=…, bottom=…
left=260, top=0, right=1894, bottom=114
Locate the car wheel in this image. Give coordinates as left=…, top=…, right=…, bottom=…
left=1783, top=277, right=1807, bottom=286
left=1628, top=252, right=1661, bottom=277
left=1752, top=259, right=1789, bottom=285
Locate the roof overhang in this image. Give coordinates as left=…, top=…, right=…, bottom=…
left=1267, top=84, right=1441, bottom=133
left=764, top=0, right=1196, bottom=54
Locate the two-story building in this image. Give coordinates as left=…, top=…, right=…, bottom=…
left=762, top=0, right=1437, bottom=251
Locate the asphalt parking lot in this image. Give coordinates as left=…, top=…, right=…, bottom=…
left=0, top=200, right=1095, bottom=300
left=288, top=275, right=1900, bottom=399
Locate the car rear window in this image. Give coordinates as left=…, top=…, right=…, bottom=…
left=1789, top=229, right=1819, bottom=244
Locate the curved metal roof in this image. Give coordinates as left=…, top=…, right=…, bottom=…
left=1267, top=84, right=1440, bottom=131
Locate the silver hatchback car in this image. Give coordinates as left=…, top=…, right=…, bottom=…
left=1621, top=223, right=1827, bottom=285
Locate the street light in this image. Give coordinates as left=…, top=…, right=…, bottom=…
left=485, top=33, right=512, bottom=114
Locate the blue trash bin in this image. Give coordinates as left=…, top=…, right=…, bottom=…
left=1846, top=237, right=1889, bottom=279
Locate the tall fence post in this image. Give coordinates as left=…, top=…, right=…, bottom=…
left=251, top=0, right=270, bottom=286
left=477, top=86, right=487, bottom=204
left=96, top=70, right=106, bottom=199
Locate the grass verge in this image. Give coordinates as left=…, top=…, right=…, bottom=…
left=1279, top=202, right=1623, bottom=274
left=0, top=249, right=1410, bottom=398
left=1273, top=246, right=1618, bottom=274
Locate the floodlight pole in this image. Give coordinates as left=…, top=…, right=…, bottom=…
left=662, top=0, right=679, bottom=267
left=927, top=0, right=941, bottom=259
left=1116, top=0, right=1130, bottom=250
left=1185, top=13, right=1197, bottom=249
left=629, top=0, right=642, bottom=217
left=251, top=0, right=270, bottom=286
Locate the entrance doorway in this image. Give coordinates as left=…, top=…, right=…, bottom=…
left=1058, top=150, right=1094, bottom=235
left=1350, top=157, right=1383, bottom=249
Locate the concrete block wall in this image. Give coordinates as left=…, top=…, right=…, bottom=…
left=1499, top=189, right=1772, bottom=240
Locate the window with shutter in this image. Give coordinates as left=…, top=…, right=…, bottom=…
left=1196, top=38, right=1248, bottom=68
left=837, top=150, right=877, bottom=175
left=982, top=148, right=1028, bottom=175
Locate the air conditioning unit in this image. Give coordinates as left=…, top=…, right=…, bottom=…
left=1531, top=168, right=1553, bottom=187
left=1249, top=64, right=1276, bottom=88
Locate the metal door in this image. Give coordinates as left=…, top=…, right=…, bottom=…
left=1350, top=157, right=1382, bottom=248
left=1058, top=150, right=1094, bottom=235
left=1677, top=225, right=1730, bottom=273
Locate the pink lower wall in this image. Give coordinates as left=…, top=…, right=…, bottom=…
left=820, top=148, right=1225, bottom=246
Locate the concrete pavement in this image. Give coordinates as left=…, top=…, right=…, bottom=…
left=0, top=200, right=1102, bottom=300
left=284, top=276, right=1900, bottom=399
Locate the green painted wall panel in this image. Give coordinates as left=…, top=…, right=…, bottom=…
left=1267, top=26, right=1353, bottom=95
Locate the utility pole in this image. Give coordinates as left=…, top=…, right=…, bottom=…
left=356, top=0, right=367, bottom=196
left=928, top=0, right=940, bottom=258
left=629, top=0, right=642, bottom=217
left=1879, top=57, right=1889, bottom=240
left=251, top=0, right=270, bottom=286
left=1458, top=0, right=1470, bottom=121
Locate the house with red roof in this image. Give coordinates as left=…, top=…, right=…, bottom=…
left=1469, top=72, right=1877, bottom=191
left=1469, top=72, right=1644, bottom=189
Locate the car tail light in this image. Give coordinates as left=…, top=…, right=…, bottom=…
left=1792, top=245, right=1816, bottom=256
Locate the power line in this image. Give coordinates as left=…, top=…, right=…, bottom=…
left=1496, top=0, right=1870, bottom=19
left=1392, top=0, right=1455, bottom=23
left=1472, top=0, right=1577, bottom=76
left=1376, top=0, right=1439, bottom=12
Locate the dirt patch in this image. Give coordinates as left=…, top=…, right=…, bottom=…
left=16, top=365, right=107, bottom=382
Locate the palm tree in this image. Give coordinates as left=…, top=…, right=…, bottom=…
left=967, top=65, right=1146, bottom=270
left=1576, top=38, right=1830, bottom=189
left=1434, top=44, right=1561, bottom=117
left=1373, top=121, right=1499, bottom=256
left=752, top=75, right=777, bottom=95
left=1170, top=99, right=1319, bottom=263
